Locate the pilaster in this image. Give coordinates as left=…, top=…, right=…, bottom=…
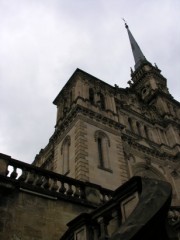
left=74, top=120, right=89, bottom=181
left=116, top=137, right=129, bottom=184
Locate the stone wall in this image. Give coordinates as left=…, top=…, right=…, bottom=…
left=0, top=182, right=93, bottom=240
left=0, top=153, right=113, bottom=240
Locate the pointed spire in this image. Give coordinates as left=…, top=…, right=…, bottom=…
left=123, top=20, right=147, bottom=69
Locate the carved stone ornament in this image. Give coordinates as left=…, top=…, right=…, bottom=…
left=168, top=209, right=180, bottom=229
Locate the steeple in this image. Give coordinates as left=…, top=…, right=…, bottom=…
left=123, top=21, right=170, bottom=100
left=124, top=21, right=147, bottom=69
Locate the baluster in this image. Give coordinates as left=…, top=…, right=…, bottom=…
left=107, top=194, right=112, bottom=201
left=40, top=176, right=46, bottom=188
left=66, top=184, right=73, bottom=196
left=43, top=176, right=50, bottom=189
left=98, top=217, right=109, bottom=240
left=51, top=179, right=59, bottom=191
left=10, top=167, right=18, bottom=179
left=104, top=195, right=109, bottom=202
left=25, top=171, right=35, bottom=184
left=6, top=168, right=9, bottom=177
left=79, top=185, right=86, bottom=200
left=100, top=192, right=106, bottom=204
left=32, top=174, right=40, bottom=186
left=18, top=168, right=28, bottom=182
left=36, top=175, right=44, bottom=186
left=59, top=181, right=66, bottom=194
left=74, top=186, right=81, bottom=198
left=47, top=178, right=54, bottom=190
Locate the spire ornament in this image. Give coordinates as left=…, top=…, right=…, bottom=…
left=122, top=18, right=128, bottom=29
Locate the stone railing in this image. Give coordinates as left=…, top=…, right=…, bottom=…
left=60, top=176, right=172, bottom=240
left=0, top=153, right=113, bottom=207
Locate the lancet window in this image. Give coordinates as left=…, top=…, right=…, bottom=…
left=95, top=131, right=111, bottom=171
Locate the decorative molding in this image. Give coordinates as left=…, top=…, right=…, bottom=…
left=121, top=133, right=174, bottom=161
left=168, top=208, right=180, bottom=230
left=94, top=130, right=110, bottom=147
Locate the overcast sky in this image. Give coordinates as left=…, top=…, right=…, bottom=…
left=0, top=0, right=180, bottom=164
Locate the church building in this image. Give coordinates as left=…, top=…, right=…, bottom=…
left=0, top=24, right=180, bottom=239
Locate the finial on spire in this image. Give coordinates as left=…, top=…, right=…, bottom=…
left=122, top=18, right=128, bottom=29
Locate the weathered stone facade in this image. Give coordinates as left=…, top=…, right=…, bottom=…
left=0, top=187, right=91, bottom=240
left=1, top=24, right=180, bottom=239
left=0, top=153, right=113, bottom=239
left=33, top=65, right=180, bottom=204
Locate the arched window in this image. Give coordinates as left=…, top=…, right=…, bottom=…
left=95, top=131, right=111, bottom=170
left=61, top=136, right=71, bottom=175
left=99, top=93, right=105, bottom=110
left=89, top=88, right=95, bottom=104
left=97, top=137, right=103, bottom=167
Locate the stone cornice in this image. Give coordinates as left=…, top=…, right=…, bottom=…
left=162, top=118, right=180, bottom=129
left=145, top=89, right=173, bottom=105
left=53, top=68, right=118, bottom=106
left=154, top=90, right=180, bottom=106
left=119, top=103, right=158, bottom=125
left=117, top=101, right=169, bottom=128
left=121, top=133, right=174, bottom=160
left=51, top=104, right=124, bottom=144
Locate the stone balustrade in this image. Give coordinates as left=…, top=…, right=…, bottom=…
left=0, top=153, right=113, bottom=207
left=60, top=177, right=172, bottom=240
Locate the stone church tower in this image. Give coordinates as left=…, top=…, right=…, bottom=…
left=1, top=24, right=180, bottom=240
left=33, top=23, right=180, bottom=205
